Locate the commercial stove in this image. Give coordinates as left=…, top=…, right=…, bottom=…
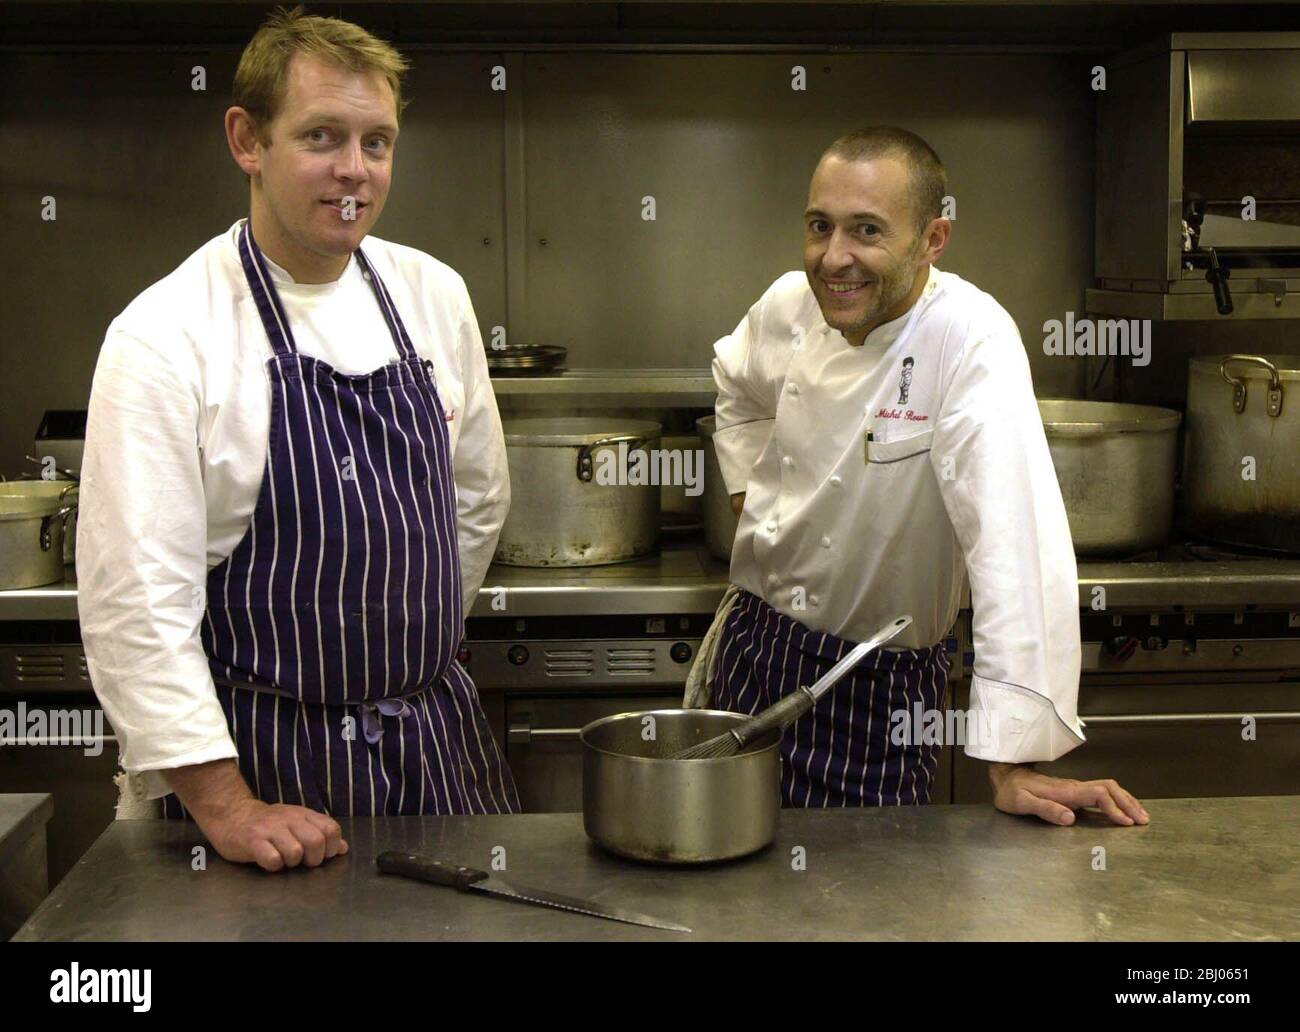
left=958, top=539, right=1300, bottom=802
left=461, top=536, right=1300, bottom=811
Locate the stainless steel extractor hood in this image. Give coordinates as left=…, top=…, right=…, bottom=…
left=1088, top=33, right=1300, bottom=321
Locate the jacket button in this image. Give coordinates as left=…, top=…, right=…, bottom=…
left=787, top=382, right=799, bottom=395
left=821, top=536, right=832, bottom=548
left=782, top=456, right=794, bottom=469
left=766, top=521, right=777, bottom=533
left=829, top=475, right=842, bottom=487
left=809, top=595, right=820, bottom=607
left=767, top=573, right=781, bottom=588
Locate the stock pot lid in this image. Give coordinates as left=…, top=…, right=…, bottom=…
left=1038, top=399, right=1182, bottom=435
left=1190, top=354, right=1300, bottom=381
left=502, top=418, right=663, bottom=446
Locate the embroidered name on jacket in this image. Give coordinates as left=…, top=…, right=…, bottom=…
left=875, top=407, right=929, bottom=422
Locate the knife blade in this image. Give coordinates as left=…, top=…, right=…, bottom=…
left=375, top=852, right=692, bottom=933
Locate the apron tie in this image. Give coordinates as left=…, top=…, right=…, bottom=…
left=359, top=698, right=414, bottom=744
left=213, top=676, right=423, bottom=746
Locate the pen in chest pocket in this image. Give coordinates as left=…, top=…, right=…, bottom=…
left=863, top=429, right=873, bottom=463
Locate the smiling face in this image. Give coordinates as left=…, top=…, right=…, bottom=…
left=228, top=52, right=399, bottom=282
left=804, top=154, right=934, bottom=346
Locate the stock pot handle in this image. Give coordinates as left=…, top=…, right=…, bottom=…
left=1219, top=354, right=1283, bottom=417
left=38, top=503, right=77, bottom=552
left=576, top=433, right=654, bottom=482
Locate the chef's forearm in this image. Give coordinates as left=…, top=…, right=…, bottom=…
left=164, top=759, right=256, bottom=823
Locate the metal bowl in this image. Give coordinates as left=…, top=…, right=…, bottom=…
left=581, top=709, right=781, bottom=864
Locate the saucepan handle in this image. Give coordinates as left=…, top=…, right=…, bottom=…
left=733, top=615, right=913, bottom=749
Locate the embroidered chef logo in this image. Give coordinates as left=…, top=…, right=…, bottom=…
left=897, top=357, right=914, bottom=404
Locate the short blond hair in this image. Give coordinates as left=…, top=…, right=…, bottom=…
left=233, top=4, right=411, bottom=147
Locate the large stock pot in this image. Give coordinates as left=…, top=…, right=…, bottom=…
left=0, top=489, right=77, bottom=590
left=495, top=418, right=663, bottom=566
left=1039, top=399, right=1181, bottom=556
left=1183, top=354, right=1300, bottom=553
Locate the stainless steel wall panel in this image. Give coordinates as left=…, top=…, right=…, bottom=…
left=521, top=52, right=1092, bottom=394
left=0, top=49, right=507, bottom=472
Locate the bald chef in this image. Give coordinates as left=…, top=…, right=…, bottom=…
left=78, top=7, right=518, bottom=873
left=690, top=126, right=1148, bottom=827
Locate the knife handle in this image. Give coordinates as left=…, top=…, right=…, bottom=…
left=376, top=851, right=490, bottom=890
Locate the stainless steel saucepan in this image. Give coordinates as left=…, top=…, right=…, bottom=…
left=580, top=614, right=912, bottom=864
left=581, top=708, right=781, bottom=864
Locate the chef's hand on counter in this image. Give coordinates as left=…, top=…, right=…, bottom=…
left=167, top=759, right=349, bottom=871
left=730, top=492, right=746, bottom=516
left=987, top=763, right=1150, bottom=827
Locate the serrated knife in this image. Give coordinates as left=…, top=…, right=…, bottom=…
left=375, top=852, right=692, bottom=933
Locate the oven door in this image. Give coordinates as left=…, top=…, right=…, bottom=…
left=950, top=676, right=1300, bottom=803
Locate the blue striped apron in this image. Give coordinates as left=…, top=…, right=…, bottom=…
left=712, top=589, right=951, bottom=807
left=163, top=219, right=518, bottom=817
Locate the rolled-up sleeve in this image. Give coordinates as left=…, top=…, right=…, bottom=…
left=711, top=299, right=776, bottom=495
left=78, top=329, right=237, bottom=800
left=929, top=327, right=1086, bottom=764
left=451, top=286, right=510, bottom=614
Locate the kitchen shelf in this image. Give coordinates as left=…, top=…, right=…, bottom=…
left=7, top=544, right=1300, bottom=622
left=489, top=367, right=716, bottom=403
left=1085, top=285, right=1300, bottom=320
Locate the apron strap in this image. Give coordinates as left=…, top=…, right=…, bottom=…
left=237, top=218, right=418, bottom=363
left=354, top=248, right=419, bottom=363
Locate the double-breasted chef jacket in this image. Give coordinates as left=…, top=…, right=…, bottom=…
left=711, top=264, right=1086, bottom=769
left=78, top=219, right=518, bottom=815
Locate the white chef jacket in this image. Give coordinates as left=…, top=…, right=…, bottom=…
left=712, top=265, right=1086, bottom=764
left=78, top=220, right=510, bottom=798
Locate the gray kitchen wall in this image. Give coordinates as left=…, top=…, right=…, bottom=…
left=1, top=45, right=1098, bottom=473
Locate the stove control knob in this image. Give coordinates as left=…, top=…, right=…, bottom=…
left=1103, top=635, right=1140, bottom=662
left=1143, top=635, right=1169, bottom=651
left=507, top=645, right=530, bottom=666
left=670, top=642, right=693, bottom=664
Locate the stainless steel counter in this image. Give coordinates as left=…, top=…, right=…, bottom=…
left=0, top=793, right=52, bottom=940
left=0, top=793, right=51, bottom=864
left=12, top=796, right=1298, bottom=941
left=4, top=542, right=1300, bottom=622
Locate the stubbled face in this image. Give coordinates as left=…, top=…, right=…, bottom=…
left=240, top=53, right=398, bottom=276
left=803, top=154, right=927, bottom=344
